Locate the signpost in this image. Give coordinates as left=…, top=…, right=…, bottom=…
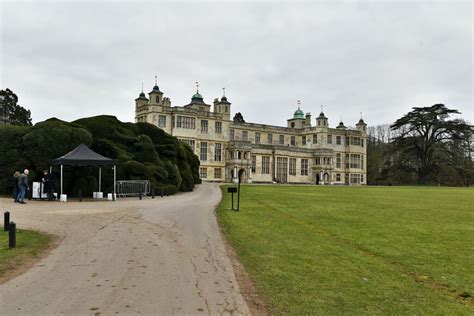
left=227, top=187, right=237, bottom=210
left=228, top=168, right=246, bottom=211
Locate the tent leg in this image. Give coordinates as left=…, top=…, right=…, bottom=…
left=99, top=167, right=102, bottom=192
left=113, top=165, right=116, bottom=201
left=60, top=164, right=63, bottom=196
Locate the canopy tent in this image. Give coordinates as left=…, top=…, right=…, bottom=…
left=51, top=143, right=116, bottom=199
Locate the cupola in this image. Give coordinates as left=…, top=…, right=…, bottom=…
left=287, top=100, right=306, bottom=128
left=356, top=115, right=367, bottom=132
left=136, top=91, right=148, bottom=101
left=293, top=107, right=305, bottom=119
left=148, top=76, right=164, bottom=104
left=135, top=83, right=149, bottom=102
left=190, top=82, right=205, bottom=104
left=316, top=105, right=329, bottom=128
left=337, top=117, right=346, bottom=129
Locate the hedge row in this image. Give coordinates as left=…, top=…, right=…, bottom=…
left=0, top=115, right=201, bottom=196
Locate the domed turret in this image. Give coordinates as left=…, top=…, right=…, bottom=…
left=316, top=105, right=328, bottom=127
left=148, top=75, right=162, bottom=94
left=191, top=91, right=204, bottom=103
left=220, top=87, right=230, bottom=104
left=148, top=76, right=164, bottom=104
left=151, top=84, right=161, bottom=93
left=287, top=101, right=306, bottom=128
left=137, top=91, right=148, bottom=100
left=293, top=107, right=305, bottom=119
left=190, top=81, right=205, bottom=104
left=135, top=84, right=148, bottom=101
left=337, top=120, right=347, bottom=129
left=356, top=115, right=367, bottom=132
left=213, top=87, right=231, bottom=118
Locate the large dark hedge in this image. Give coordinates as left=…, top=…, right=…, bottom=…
left=0, top=115, right=200, bottom=196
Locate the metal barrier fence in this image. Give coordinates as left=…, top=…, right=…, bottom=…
left=116, top=180, right=151, bottom=197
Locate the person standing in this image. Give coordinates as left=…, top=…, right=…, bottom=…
left=16, top=169, right=29, bottom=204
left=42, top=170, right=55, bottom=201
left=12, top=171, right=20, bottom=202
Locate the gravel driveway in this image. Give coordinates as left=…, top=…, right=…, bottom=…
left=0, top=183, right=249, bottom=315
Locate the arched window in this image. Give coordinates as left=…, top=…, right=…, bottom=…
left=238, top=151, right=242, bottom=159
left=156, top=96, right=160, bottom=103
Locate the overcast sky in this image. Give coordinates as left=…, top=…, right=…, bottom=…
left=1, top=1, right=472, bottom=127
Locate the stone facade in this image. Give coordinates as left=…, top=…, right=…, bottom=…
left=135, top=81, right=367, bottom=185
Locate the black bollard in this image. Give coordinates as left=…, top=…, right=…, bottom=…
left=139, top=191, right=142, bottom=200
left=4, top=211, right=10, bottom=231
left=161, top=188, right=164, bottom=198
left=151, top=187, right=155, bottom=199
left=9, top=221, right=16, bottom=248
left=79, top=189, right=82, bottom=202
left=28, top=187, right=32, bottom=200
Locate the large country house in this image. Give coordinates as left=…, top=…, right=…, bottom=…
left=135, top=80, right=367, bottom=185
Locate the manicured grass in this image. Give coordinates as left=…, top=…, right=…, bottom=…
left=0, top=228, right=52, bottom=280
left=217, top=185, right=474, bottom=314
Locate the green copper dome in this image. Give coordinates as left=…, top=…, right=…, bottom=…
left=191, top=91, right=204, bottom=103
left=293, top=107, right=305, bottom=119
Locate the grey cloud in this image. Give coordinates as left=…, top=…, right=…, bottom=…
left=1, top=1, right=472, bottom=127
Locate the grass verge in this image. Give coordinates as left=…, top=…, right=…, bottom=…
left=0, top=228, right=54, bottom=283
left=216, top=185, right=474, bottom=315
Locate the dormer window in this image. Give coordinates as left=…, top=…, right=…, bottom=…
left=156, top=96, right=160, bottom=103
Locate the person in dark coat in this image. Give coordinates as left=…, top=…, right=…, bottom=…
left=13, top=171, right=20, bottom=202
left=42, top=170, right=55, bottom=200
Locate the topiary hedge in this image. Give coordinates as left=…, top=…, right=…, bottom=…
left=0, top=115, right=200, bottom=196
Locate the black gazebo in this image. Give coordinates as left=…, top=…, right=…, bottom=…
left=51, top=144, right=116, bottom=198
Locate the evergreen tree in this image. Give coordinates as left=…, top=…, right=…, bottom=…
left=0, top=88, right=33, bottom=126
left=390, top=104, right=472, bottom=184
left=233, top=112, right=245, bottom=123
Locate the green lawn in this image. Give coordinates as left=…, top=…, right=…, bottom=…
left=0, top=228, right=52, bottom=280
left=217, top=185, right=474, bottom=315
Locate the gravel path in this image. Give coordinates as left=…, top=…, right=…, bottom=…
left=0, top=183, right=250, bottom=315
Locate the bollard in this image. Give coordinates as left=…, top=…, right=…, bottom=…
left=151, top=187, right=155, bottom=199
left=9, top=221, right=16, bottom=248
left=161, top=188, right=164, bottom=198
left=28, top=187, right=32, bottom=200
left=139, top=191, right=142, bottom=200
left=79, top=189, right=82, bottom=202
left=4, top=211, right=10, bottom=231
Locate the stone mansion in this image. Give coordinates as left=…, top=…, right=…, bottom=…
left=135, top=81, right=367, bottom=185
